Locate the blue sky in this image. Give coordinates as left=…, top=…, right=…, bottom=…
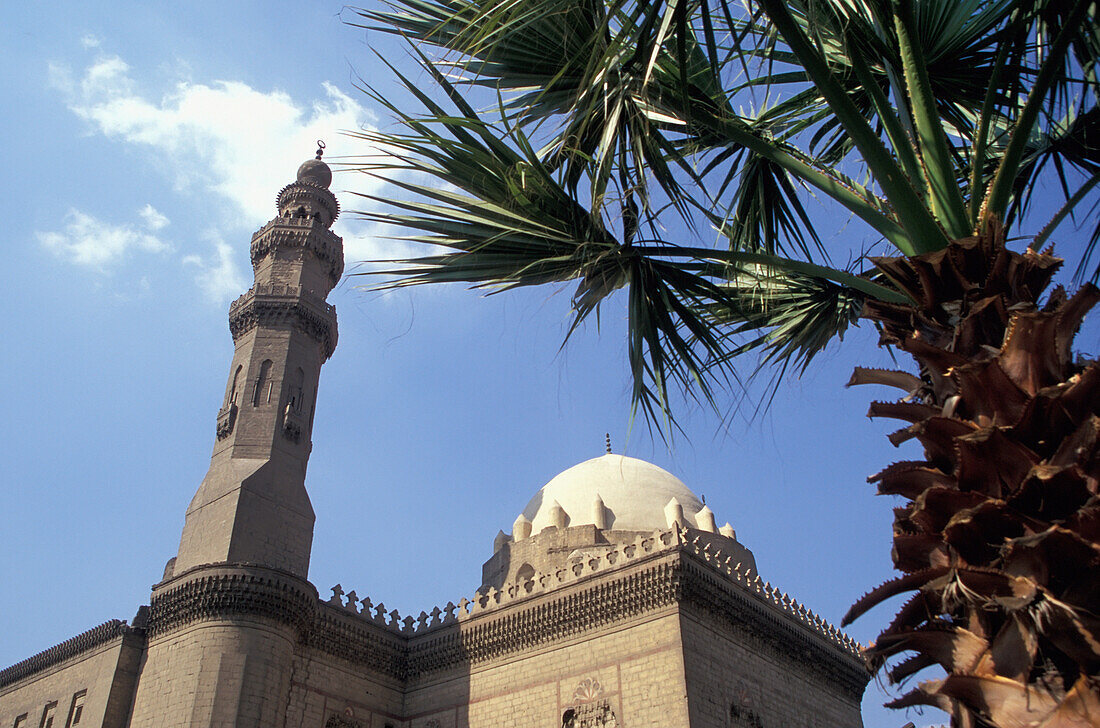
left=3, top=4, right=1096, bottom=726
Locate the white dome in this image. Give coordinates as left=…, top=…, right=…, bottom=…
left=521, top=454, right=705, bottom=533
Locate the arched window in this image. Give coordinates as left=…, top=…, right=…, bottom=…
left=288, top=367, right=305, bottom=413
left=228, top=365, right=242, bottom=405
left=252, top=360, right=273, bottom=406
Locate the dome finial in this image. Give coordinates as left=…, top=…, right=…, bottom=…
left=605, top=433, right=612, bottom=454
left=315, top=139, right=326, bottom=160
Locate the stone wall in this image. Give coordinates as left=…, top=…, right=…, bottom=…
left=0, top=622, right=145, bottom=728
left=128, top=618, right=299, bottom=728
left=405, top=609, right=688, bottom=728
left=680, top=610, right=864, bottom=728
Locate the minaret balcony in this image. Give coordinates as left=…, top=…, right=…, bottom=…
left=249, top=217, right=344, bottom=286
left=228, top=284, right=338, bottom=359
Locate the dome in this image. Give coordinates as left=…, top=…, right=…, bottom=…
left=296, top=158, right=332, bottom=188
left=521, top=454, right=706, bottom=533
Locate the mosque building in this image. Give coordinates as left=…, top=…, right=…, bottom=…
left=0, top=150, right=870, bottom=728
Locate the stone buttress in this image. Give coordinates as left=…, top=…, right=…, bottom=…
left=127, top=148, right=341, bottom=728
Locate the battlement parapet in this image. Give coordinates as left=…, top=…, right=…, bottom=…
left=323, top=526, right=861, bottom=658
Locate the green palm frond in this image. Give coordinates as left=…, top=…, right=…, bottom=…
left=350, top=0, right=1099, bottom=426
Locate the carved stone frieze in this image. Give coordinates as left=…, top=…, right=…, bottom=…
left=148, top=570, right=317, bottom=638
left=404, top=559, right=681, bottom=679
left=228, top=291, right=338, bottom=359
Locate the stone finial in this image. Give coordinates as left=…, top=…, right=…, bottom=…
left=695, top=505, right=717, bottom=533
left=296, top=140, right=333, bottom=189
left=494, top=529, right=512, bottom=553
left=592, top=493, right=608, bottom=530
left=513, top=514, right=532, bottom=541
left=345, top=590, right=359, bottom=612
left=546, top=500, right=568, bottom=530
left=664, top=498, right=685, bottom=529
left=605, top=433, right=612, bottom=454
left=328, top=584, right=345, bottom=606
left=719, top=521, right=737, bottom=539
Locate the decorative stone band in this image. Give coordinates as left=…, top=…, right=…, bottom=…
left=148, top=567, right=318, bottom=639
left=0, top=619, right=138, bottom=688
left=403, top=557, right=681, bottom=679
left=228, top=286, right=338, bottom=359
left=250, top=216, right=344, bottom=286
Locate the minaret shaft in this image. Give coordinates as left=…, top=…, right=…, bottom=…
left=172, top=155, right=342, bottom=579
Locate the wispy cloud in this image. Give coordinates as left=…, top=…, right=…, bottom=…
left=183, top=233, right=247, bottom=305
left=56, top=54, right=383, bottom=228
left=37, top=207, right=170, bottom=269
left=139, top=203, right=169, bottom=231
left=45, top=49, right=409, bottom=302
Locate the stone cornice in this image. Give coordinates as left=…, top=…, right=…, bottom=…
left=148, top=567, right=318, bottom=638
left=0, top=620, right=139, bottom=689
left=406, top=556, right=682, bottom=679
left=303, top=603, right=407, bottom=680
left=251, top=216, right=344, bottom=285
left=228, top=286, right=338, bottom=359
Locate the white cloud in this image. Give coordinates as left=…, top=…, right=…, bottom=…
left=182, top=233, right=247, bottom=305
left=139, top=204, right=169, bottom=231
left=46, top=50, right=422, bottom=303
left=80, top=34, right=101, bottom=49
left=60, top=55, right=385, bottom=229
left=37, top=208, right=170, bottom=269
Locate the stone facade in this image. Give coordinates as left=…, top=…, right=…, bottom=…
left=0, top=152, right=870, bottom=728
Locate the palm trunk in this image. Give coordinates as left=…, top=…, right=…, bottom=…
left=844, top=221, right=1100, bottom=727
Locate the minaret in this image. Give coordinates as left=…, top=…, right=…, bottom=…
left=172, top=143, right=342, bottom=579
left=129, top=149, right=340, bottom=728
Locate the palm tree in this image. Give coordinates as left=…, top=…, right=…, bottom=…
left=346, top=1, right=1100, bottom=725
